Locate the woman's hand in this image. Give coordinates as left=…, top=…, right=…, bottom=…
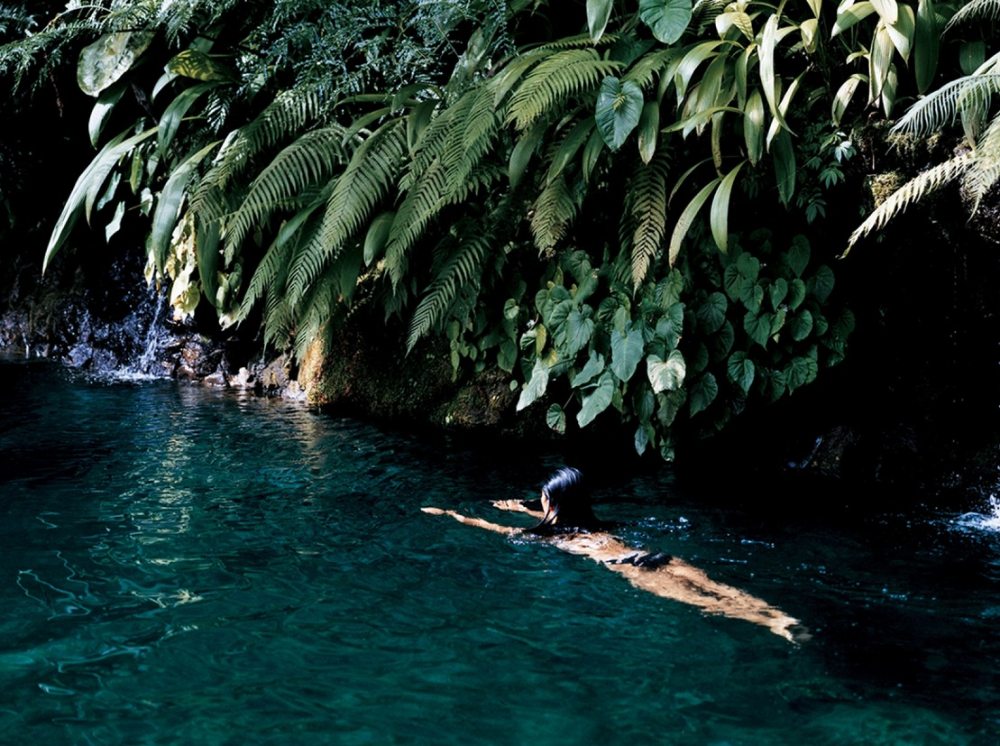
left=491, top=499, right=527, bottom=513
left=421, top=507, right=451, bottom=516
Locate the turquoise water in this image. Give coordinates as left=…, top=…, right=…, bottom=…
left=1, top=359, right=997, bottom=745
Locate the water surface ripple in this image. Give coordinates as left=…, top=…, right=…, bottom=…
left=0, top=360, right=997, bottom=744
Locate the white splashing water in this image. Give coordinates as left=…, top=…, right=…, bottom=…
left=955, top=496, right=1000, bottom=533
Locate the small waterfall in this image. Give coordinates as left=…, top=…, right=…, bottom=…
left=132, top=289, right=168, bottom=376
left=114, top=285, right=173, bottom=381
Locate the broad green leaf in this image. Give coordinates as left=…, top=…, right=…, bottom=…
left=655, top=302, right=685, bottom=348
left=696, top=292, right=727, bottom=333
left=732, top=254, right=758, bottom=284
left=88, top=83, right=126, bottom=147
left=647, top=350, right=686, bottom=393
left=517, top=358, right=549, bottom=410
left=78, top=32, right=154, bottom=97
left=658, top=271, right=685, bottom=308
left=727, top=351, right=755, bottom=392
left=717, top=11, right=754, bottom=40
left=788, top=278, right=807, bottom=309
left=800, top=18, right=819, bottom=53
left=548, top=118, right=596, bottom=183
left=166, top=50, right=237, bottom=82
left=150, top=141, right=220, bottom=272
left=104, top=200, right=125, bottom=242
left=582, top=127, right=606, bottom=183
left=881, top=63, right=898, bottom=117
left=547, top=404, right=567, bottom=434
left=744, top=89, right=765, bottom=165
left=44, top=127, right=158, bottom=272
left=885, top=4, right=914, bottom=62
left=789, top=309, right=814, bottom=341
left=770, top=307, right=787, bottom=336
left=772, top=129, right=796, bottom=206
left=498, top=340, right=518, bottom=373
left=744, top=311, right=772, bottom=348
left=814, top=313, right=830, bottom=336
left=611, top=326, right=645, bottom=382
left=832, top=75, right=864, bottom=125
left=710, top=162, right=744, bottom=251
left=668, top=177, right=720, bottom=265
left=634, top=425, right=650, bottom=456
left=571, top=351, right=606, bottom=387
left=810, top=265, right=835, bottom=302
left=689, top=372, right=718, bottom=415
left=596, top=77, right=644, bottom=150
left=565, top=308, right=595, bottom=357
left=788, top=236, right=810, bottom=276
left=509, top=119, right=546, bottom=187
left=766, top=72, right=804, bottom=149
left=785, top=355, right=818, bottom=392
left=759, top=16, right=788, bottom=132
left=674, top=41, right=725, bottom=101
left=831, top=2, right=875, bottom=37
left=769, top=278, right=788, bottom=309
left=657, top=391, right=686, bottom=430
left=158, top=82, right=218, bottom=155
left=639, top=0, right=694, bottom=45
left=914, top=0, right=939, bottom=93
left=637, top=101, right=660, bottom=164
left=636, top=386, right=655, bottom=421
left=960, top=41, right=985, bottom=76
left=587, top=0, right=614, bottom=42
left=742, top=283, right=765, bottom=313
left=364, top=211, right=395, bottom=265
left=577, top=371, right=616, bottom=427
left=871, top=0, right=898, bottom=25
left=870, top=25, right=894, bottom=99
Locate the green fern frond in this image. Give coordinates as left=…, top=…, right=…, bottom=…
left=384, top=161, right=450, bottom=285
left=692, top=0, right=728, bottom=30
left=190, top=85, right=330, bottom=222
left=447, top=163, right=504, bottom=205
left=224, top=124, right=351, bottom=254
left=892, top=75, right=1000, bottom=138
left=386, top=86, right=501, bottom=287
left=401, top=103, right=449, bottom=189
left=624, top=149, right=671, bottom=288
left=505, top=49, right=623, bottom=131
left=531, top=173, right=580, bottom=254
left=846, top=155, right=972, bottom=253
left=407, top=233, right=492, bottom=352
left=292, top=261, right=341, bottom=362
left=239, top=191, right=328, bottom=321
left=624, top=49, right=679, bottom=91
left=945, top=0, right=1000, bottom=31
left=963, top=115, right=1000, bottom=209
left=284, top=117, right=407, bottom=305
left=536, top=33, right=619, bottom=51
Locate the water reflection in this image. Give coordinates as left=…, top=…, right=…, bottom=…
left=1, top=361, right=999, bottom=744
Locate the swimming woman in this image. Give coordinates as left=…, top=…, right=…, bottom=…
left=422, top=467, right=808, bottom=643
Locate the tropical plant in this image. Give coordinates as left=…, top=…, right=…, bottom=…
left=5, top=0, right=914, bottom=459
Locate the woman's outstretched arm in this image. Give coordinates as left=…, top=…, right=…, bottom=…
left=491, top=499, right=545, bottom=519
left=421, top=507, right=518, bottom=536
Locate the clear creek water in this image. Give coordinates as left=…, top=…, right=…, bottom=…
left=0, top=358, right=997, bottom=744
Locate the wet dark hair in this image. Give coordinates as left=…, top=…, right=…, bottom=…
left=527, top=467, right=598, bottom=535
